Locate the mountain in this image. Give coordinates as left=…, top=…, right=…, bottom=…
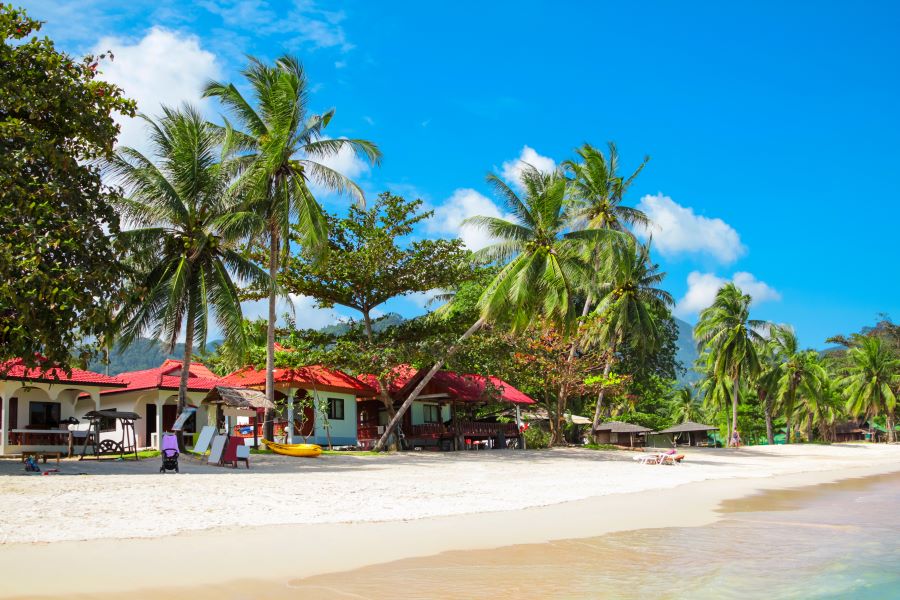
left=319, top=312, right=406, bottom=336
left=673, top=317, right=701, bottom=385
left=88, top=338, right=221, bottom=376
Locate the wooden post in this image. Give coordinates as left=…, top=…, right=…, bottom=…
left=451, top=402, right=459, bottom=451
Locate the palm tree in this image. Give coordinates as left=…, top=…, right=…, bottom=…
left=108, top=105, right=268, bottom=436
left=583, top=239, right=673, bottom=436
left=771, top=326, right=825, bottom=443
left=694, top=284, right=766, bottom=447
left=752, top=332, right=781, bottom=444
left=373, top=166, right=615, bottom=451
left=670, top=384, right=704, bottom=424
left=203, top=56, right=381, bottom=436
left=841, top=336, right=899, bottom=442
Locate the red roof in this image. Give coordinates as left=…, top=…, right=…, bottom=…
left=101, top=359, right=221, bottom=395
left=0, top=357, right=127, bottom=387
left=360, top=365, right=534, bottom=405
left=221, top=365, right=376, bottom=395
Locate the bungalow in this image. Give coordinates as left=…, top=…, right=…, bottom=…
left=96, top=359, right=221, bottom=449
left=0, top=357, right=127, bottom=456
left=652, top=421, right=718, bottom=447
left=593, top=421, right=652, bottom=448
left=356, top=366, right=535, bottom=450
left=220, top=365, right=376, bottom=447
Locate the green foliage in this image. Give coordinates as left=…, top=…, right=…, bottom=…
left=583, top=443, right=620, bottom=451
left=0, top=5, right=135, bottom=367
left=523, top=425, right=551, bottom=449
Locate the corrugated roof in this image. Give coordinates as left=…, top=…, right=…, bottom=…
left=364, top=365, right=535, bottom=405
left=0, top=357, right=127, bottom=387
left=656, top=421, right=718, bottom=434
left=101, top=360, right=221, bottom=395
left=594, top=420, right=652, bottom=433
left=221, top=365, right=376, bottom=395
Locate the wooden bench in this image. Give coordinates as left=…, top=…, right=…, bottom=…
left=21, top=451, right=62, bottom=465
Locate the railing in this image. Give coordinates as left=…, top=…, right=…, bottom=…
left=457, top=421, right=519, bottom=437
left=9, top=429, right=72, bottom=446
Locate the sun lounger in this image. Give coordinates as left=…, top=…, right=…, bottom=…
left=632, top=453, right=663, bottom=465
left=659, top=453, right=685, bottom=465
left=188, top=425, right=216, bottom=461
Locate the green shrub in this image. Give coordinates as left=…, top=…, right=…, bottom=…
left=523, top=426, right=551, bottom=449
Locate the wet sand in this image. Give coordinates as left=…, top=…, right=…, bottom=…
left=2, top=450, right=899, bottom=599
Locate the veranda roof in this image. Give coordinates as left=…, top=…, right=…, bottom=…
left=594, top=420, right=652, bottom=434
left=359, top=365, right=535, bottom=405
left=202, top=386, right=274, bottom=410
left=0, top=357, right=126, bottom=387
left=100, top=359, right=221, bottom=396
left=521, top=408, right=592, bottom=425
left=656, top=421, right=718, bottom=434
left=221, top=365, right=376, bottom=396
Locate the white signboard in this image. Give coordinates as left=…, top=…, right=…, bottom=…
left=171, top=407, right=197, bottom=431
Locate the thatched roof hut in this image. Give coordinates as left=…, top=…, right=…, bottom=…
left=655, top=421, right=718, bottom=447
left=593, top=420, right=651, bottom=448
left=203, top=386, right=274, bottom=411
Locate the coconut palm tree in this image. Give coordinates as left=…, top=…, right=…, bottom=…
left=373, top=166, right=617, bottom=451
left=108, top=105, right=268, bottom=433
left=841, top=336, right=899, bottom=442
left=583, top=239, right=673, bottom=435
left=771, top=325, right=826, bottom=443
left=694, top=284, right=766, bottom=447
left=669, top=384, right=704, bottom=424
left=203, top=56, right=381, bottom=436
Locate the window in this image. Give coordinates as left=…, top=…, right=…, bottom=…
left=99, top=408, right=117, bottom=433
left=326, top=398, right=345, bottom=420
left=423, top=404, right=441, bottom=424
left=29, top=402, right=61, bottom=428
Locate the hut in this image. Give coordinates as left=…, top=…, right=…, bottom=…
left=593, top=421, right=651, bottom=448
left=653, top=421, right=718, bottom=447
left=202, top=386, right=274, bottom=445
left=94, top=360, right=221, bottom=449
left=220, top=365, right=376, bottom=446
left=0, top=357, right=126, bottom=457
left=833, top=420, right=867, bottom=443
left=356, top=365, right=535, bottom=450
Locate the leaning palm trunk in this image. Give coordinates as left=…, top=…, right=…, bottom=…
left=590, top=340, right=616, bottom=441
left=374, top=318, right=486, bottom=452
left=264, top=230, right=278, bottom=442
left=551, top=295, right=594, bottom=447
left=176, top=300, right=196, bottom=452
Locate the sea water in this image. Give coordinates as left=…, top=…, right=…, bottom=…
left=289, top=472, right=900, bottom=599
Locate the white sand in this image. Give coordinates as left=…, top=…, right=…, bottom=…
left=1, top=443, right=899, bottom=545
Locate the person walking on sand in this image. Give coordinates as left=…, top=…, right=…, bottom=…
left=731, top=429, right=741, bottom=448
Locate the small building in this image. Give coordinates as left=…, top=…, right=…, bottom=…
left=220, top=365, right=376, bottom=447
left=0, top=357, right=127, bottom=456
left=652, top=421, right=718, bottom=447
left=356, top=366, right=535, bottom=450
left=96, top=360, right=222, bottom=449
left=833, top=420, right=867, bottom=443
left=593, top=420, right=651, bottom=448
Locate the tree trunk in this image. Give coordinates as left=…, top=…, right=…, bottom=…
left=264, top=229, right=278, bottom=442
left=176, top=298, right=196, bottom=452
left=761, top=390, right=775, bottom=445
left=785, top=417, right=791, bottom=444
left=373, top=317, right=486, bottom=452
left=888, top=413, right=896, bottom=443
left=552, top=294, right=593, bottom=447
left=590, top=340, right=616, bottom=441
left=730, top=369, right=740, bottom=447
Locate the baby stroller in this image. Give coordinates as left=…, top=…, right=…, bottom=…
left=160, top=433, right=179, bottom=473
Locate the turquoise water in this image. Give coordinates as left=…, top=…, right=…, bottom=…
left=290, top=472, right=900, bottom=599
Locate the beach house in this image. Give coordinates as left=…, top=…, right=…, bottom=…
left=356, top=365, right=535, bottom=450
left=0, top=357, right=127, bottom=457
left=220, top=365, right=376, bottom=447
left=96, top=359, right=222, bottom=449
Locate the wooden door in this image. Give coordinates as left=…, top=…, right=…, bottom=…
left=162, top=405, right=177, bottom=432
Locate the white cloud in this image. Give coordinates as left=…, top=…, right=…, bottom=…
left=635, top=194, right=745, bottom=264
left=427, top=188, right=513, bottom=250
left=305, top=136, right=371, bottom=198
left=334, top=60, right=347, bottom=69
left=500, top=146, right=556, bottom=190
left=406, top=289, right=447, bottom=310
left=240, top=294, right=342, bottom=331
left=675, top=271, right=781, bottom=317
left=92, top=27, right=221, bottom=153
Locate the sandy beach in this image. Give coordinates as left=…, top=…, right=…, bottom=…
left=1, top=444, right=900, bottom=598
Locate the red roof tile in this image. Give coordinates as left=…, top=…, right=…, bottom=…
left=0, top=357, right=127, bottom=387
left=360, top=365, right=534, bottom=405
left=221, top=365, right=376, bottom=395
left=101, top=360, right=221, bottom=395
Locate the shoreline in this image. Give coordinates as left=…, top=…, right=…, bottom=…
left=2, top=447, right=900, bottom=599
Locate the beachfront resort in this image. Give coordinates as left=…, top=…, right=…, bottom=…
left=2, top=2, right=899, bottom=598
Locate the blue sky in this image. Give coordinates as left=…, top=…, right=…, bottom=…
left=20, top=0, right=900, bottom=348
